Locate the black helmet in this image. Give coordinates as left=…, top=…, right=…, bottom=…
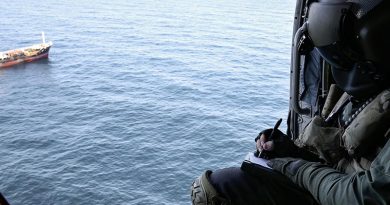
left=306, top=0, right=390, bottom=99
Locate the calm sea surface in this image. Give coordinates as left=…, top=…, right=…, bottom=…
left=0, top=0, right=295, bottom=204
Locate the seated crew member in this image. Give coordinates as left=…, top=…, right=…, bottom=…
left=191, top=0, right=390, bottom=204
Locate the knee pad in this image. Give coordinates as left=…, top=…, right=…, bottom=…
left=190, top=170, right=229, bottom=205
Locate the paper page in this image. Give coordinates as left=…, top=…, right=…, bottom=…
left=245, top=152, right=272, bottom=169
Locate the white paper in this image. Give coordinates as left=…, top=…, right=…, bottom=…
left=245, top=152, right=272, bottom=169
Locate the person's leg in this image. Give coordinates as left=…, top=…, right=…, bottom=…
left=191, top=162, right=318, bottom=205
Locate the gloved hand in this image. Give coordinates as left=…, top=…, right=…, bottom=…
left=255, top=128, right=300, bottom=159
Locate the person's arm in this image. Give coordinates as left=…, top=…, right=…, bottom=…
left=267, top=139, right=390, bottom=205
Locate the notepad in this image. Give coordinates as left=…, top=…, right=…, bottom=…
left=245, top=152, right=272, bottom=169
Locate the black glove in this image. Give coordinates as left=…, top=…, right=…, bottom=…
left=255, top=128, right=298, bottom=159
left=254, top=128, right=286, bottom=142
left=255, top=128, right=321, bottom=161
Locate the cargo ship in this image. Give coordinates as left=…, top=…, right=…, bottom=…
left=0, top=32, right=52, bottom=68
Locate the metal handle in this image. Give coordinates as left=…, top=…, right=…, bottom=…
left=290, top=22, right=310, bottom=115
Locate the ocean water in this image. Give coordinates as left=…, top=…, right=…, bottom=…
left=0, top=0, right=295, bottom=204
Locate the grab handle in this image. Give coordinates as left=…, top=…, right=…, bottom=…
left=290, top=23, right=310, bottom=115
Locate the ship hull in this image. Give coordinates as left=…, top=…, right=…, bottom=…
left=0, top=42, right=52, bottom=68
